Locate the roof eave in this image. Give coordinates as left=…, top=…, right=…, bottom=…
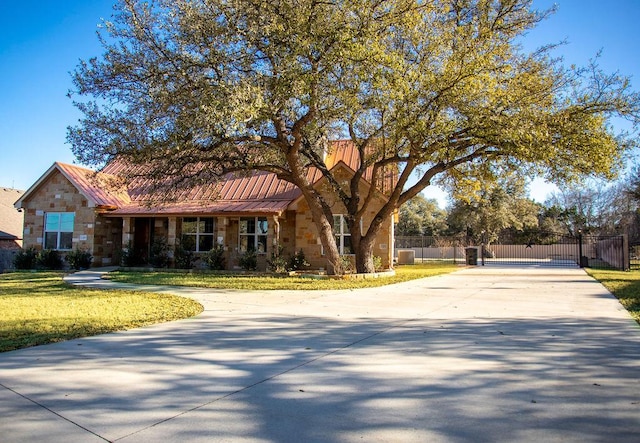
left=14, top=162, right=102, bottom=209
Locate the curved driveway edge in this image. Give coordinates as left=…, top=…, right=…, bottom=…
left=1, top=266, right=639, bottom=442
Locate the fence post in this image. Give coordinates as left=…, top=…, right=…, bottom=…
left=453, top=238, right=457, bottom=264
left=578, top=230, right=584, bottom=268
left=623, top=234, right=630, bottom=271
left=481, top=231, right=486, bottom=266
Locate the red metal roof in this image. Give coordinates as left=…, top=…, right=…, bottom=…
left=20, top=141, right=395, bottom=216
left=100, top=159, right=303, bottom=215
left=55, top=162, right=131, bottom=208
left=325, top=140, right=398, bottom=193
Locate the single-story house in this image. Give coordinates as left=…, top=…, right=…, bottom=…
left=15, top=141, right=396, bottom=271
left=1, top=187, right=24, bottom=250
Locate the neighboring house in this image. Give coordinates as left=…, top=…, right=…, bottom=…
left=0, top=187, right=24, bottom=273
left=15, top=141, right=396, bottom=271
left=0, top=187, right=24, bottom=250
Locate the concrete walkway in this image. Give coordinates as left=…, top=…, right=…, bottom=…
left=1, top=266, right=639, bottom=442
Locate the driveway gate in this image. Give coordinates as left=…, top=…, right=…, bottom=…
left=394, top=233, right=630, bottom=270
left=480, top=232, right=629, bottom=270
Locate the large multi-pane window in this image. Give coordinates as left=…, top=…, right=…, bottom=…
left=44, top=212, right=75, bottom=250
left=333, top=214, right=353, bottom=254
left=239, top=217, right=268, bottom=253
left=181, top=217, right=215, bottom=252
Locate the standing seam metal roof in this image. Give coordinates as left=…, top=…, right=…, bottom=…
left=19, top=141, right=395, bottom=216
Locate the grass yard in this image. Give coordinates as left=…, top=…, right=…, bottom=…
left=587, top=268, right=640, bottom=324
left=109, top=262, right=459, bottom=290
left=0, top=272, right=203, bottom=352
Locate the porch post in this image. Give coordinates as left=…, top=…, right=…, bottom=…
left=272, top=215, right=280, bottom=248
left=167, top=217, right=177, bottom=263
left=122, top=217, right=133, bottom=248
left=217, top=217, right=227, bottom=246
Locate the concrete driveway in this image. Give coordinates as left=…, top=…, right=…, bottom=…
left=1, top=266, right=639, bottom=442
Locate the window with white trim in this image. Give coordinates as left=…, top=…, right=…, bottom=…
left=239, top=217, right=268, bottom=253
left=333, top=214, right=353, bottom=254
left=181, top=217, right=215, bottom=252
left=44, top=212, right=75, bottom=250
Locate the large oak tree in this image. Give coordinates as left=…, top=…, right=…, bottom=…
left=68, top=0, right=640, bottom=274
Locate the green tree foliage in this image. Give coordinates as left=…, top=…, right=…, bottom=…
left=447, top=173, right=540, bottom=244
left=544, top=175, right=640, bottom=237
left=396, top=194, right=447, bottom=236
left=68, top=0, right=640, bottom=274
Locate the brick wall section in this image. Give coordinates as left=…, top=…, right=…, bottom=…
left=21, top=170, right=101, bottom=263
left=279, top=211, right=297, bottom=257
left=294, top=186, right=393, bottom=270
left=93, top=215, right=123, bottom=266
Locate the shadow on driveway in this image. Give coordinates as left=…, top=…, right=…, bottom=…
left=1, top=267, right=639, bottom=442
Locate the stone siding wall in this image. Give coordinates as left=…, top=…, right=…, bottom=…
left=294, top=189, right=393, bottom=270
left=93, top=216, right=123, bottom=266
left=21, top=170, right=99, bottom=263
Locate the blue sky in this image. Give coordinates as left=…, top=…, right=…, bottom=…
left=1, top=1, right=639, bottom=206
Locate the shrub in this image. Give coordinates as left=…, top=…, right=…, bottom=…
left=339, top=255, right=354, bottom=274
left=14, top=248, right=38, bottom=270
left=149, top=237, right=170, bottom=268
left=120, top=241, right=145, bottom=267
left=36, top=249, right=64, bottom=270
left=267, top=246, right=288, bottom=273
left=205, top=244, right=226, bottom=270
left=239, top=249, right=257, bottom=271
left=288, top=249, right=310, bottom=271
left=174, top=239, right=196, bottom=269
left=373, top=255, right=383, bottom=272
left=66, top=248, right=93, bottom=270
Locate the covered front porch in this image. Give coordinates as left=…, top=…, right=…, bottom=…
left=112, top=213, right=296, bottom=271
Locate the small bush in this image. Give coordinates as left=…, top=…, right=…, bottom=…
left=14, top=248, right=38, bottom=270
left=288, top=249, right=310, bottom=271
left=66, top=248, right=93, bottom=270
left=339, top=255, right=354, bottom=274
left=36, top=249, right=64, bottom=270
left=205, top=244, right=226, bottom=270
left=373, top=255, right=383, bottom=272
left=120, top=241, right=145, bottom=267
left=267, top=245, right=288, bottom=273
left=239, top=249, right=257, bottom=271
left=149, top=237, right=170, bottom=268
left=174, top=239, right=196, bottom=269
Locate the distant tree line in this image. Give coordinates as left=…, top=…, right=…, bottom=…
left=397, top=167, right=640, bottom=246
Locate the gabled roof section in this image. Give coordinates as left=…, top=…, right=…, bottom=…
left=15, top=162, right=130, bottom=209
left=325, top=140, right=364, bottom=175
left=325, top=140, right=398, bottom=195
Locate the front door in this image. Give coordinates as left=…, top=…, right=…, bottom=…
left=134, top=218, right=152, bottom=264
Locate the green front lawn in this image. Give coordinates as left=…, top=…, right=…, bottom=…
left=109, top=262, right=459, bottom=290
left=587, top=269, right=640, bottom=324
left=0, top=272, right=203, bottom=352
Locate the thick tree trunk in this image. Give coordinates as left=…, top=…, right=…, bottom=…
left=301, top=192, right=344, bottom=275
left=355, top=234, right=377, bottom=273
left=283, top=144, right=344, bottom=275
left=353, top=215, right=384, bottom=274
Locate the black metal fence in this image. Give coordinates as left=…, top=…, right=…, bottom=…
left=630, top=244, right=640, bottom=270
left=395, top=233, right=631, bottom=270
